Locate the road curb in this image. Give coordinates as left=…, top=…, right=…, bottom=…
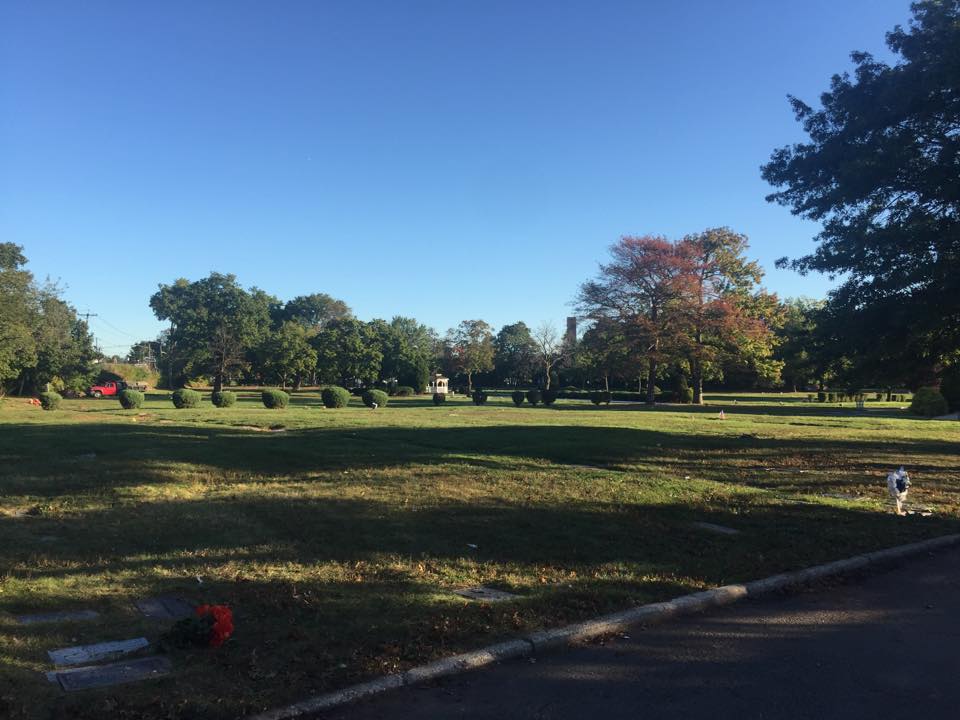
left=247, top=533, right=960, bottom=720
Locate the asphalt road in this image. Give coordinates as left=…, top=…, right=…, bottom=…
left=323, top=547, right=960, bottom=720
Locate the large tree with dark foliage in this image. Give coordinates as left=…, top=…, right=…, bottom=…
left=150, top=273, right=275, bottom=392
left=762, top=0, right=960, bottom=385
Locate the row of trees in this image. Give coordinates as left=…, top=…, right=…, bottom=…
left=138, top=227, right=789, bottom=403
left=141, top=272, right=577, bottom=394
left=0, top=243, right=97, bottom=396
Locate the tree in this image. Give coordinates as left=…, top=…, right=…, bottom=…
left=312, top=318, right=382, bottom=386
left=576, top=318, right=638, bottom=391
left=256, top=321, right=318, bottom=389
left=493, top=322, right=536, bottom=387
left=0, top=244, right=97, bottom=395
left=282, top=293, right=352, bottom=329
left=530, top=322, right=567, bottom=390
left=382, top=316, right=436, bottom=391
left=577, top=236, right=689, bottom=404
left=762, top=0, right=960, bottom=385
left=0, top=243, right=37, bottom=391
left=775, top=298, right=826, bottom=391
left=446, top=320, right=495, bottom=393
left=150, top=273, right=274, bottom=391
left=677, top=228, right=781, bottom=404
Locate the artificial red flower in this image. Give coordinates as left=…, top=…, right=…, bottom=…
left=195, top=604, right=234, bottom=647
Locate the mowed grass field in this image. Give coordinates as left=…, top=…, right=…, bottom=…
left=1, top=391, right=958, bottom=719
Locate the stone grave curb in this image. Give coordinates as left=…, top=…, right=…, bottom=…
left=246, top=533, right=960, bottom=720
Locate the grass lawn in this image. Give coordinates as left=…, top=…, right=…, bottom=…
left=1, top=391, right=957, bottom=718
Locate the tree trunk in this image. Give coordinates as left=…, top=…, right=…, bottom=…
left=692, top=329, right=704, bottom=405
left=544, top=363, right=551, bottom=390
left=646, top=357, right=657, bottom=405
left=692, top=358, right=704, bottom=405
left=466, top=370, right=473, bottom=394
left=604, top=374, right=610, bottom=392
left=213, top=373, right=224, bottom=393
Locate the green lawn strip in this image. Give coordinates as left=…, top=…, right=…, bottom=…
left=0, top=395, right=957, bottom=719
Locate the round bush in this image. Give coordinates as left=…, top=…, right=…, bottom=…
left=910, top=387, right=949, bottom=417
left=432, top=392, right=446, bottom=405
left=511, top=390, right=525, bottom=406
left=542, top=389, right=558, bottom=406
left=262, top=389, right=290, bottom=409
left=526, top=389, right=542, bottom=406
left=590, top=390, right=612, bottom=405
left=119, top=389, right=144, bottom=409
left=211, top=390, right=237, bottom=408
left=393, top=386, right=415, bottom=397
left=171, top=388, right=201, bottom=408
left=680, top=387, right=694, bottom=404
left=363, top=389, right=389, bottom=408
left=39, top=391, right=62, bottom=410
left=471, top=390, right=488, bottom=405
left=321, top=386, right=351, bottom=408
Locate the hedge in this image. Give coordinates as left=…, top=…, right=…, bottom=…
left=262, top=389, right=290, bottom=409
left=910, top=387, right=948, bottom=417
left=119, top=389, right=144, bottom=409
left=39, top=392, right=62, bottom=410
left=211, top=390, right=237, bottom=408
left=363, top=389, right=389, bottom=408
left=172, top=388, right=201, bottom=408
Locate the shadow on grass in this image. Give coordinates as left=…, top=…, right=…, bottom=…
left=1, top=417, right=958, bottom=720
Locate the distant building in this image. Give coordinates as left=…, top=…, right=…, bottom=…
left=429, top=373, right=449, bottom=394
left=564, top=316, right=577, bottom=346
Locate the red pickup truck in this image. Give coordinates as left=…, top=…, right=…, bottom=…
left=88, top=380, right=147, bottom=398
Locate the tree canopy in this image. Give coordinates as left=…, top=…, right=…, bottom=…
left=762, top=0, right=960, bottom=384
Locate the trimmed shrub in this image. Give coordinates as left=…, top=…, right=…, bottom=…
left=680, top=387, right=694, bottom=404
left=393, top=386, right=415, bottom=397
left=322, top=386, right=351, bottom=408
left=39, top=392, right=62, bottom=410
left=511, top=390, right=525, bottom=406
left=211, top=390, right=237, bottom=408
left=172, top=388, right=201, bottom=408
left=432, top=392, right=446, bottom=405
left=590, top=390, right=612, bottom=405
left=472, top=390, right=488, bottom=405
left=363, top=389, right=389, bottom=408
left=817, top=391, right=826, bottom=402
left=909, top=387, right=948, bottom=417
left=119, top=389, right=144, bottom=409
left=526, top=389, right=542, bottom=406
left=262, top=389, right=290, bottom=409
left=542, top=389, right=558, bottom=406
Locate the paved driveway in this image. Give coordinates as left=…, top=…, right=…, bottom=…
left=323, top=547, right=960, bottom=720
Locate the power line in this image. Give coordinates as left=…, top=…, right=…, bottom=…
left=94, top=316, right=141, bottom=339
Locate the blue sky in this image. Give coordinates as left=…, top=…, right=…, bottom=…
left=1, top=1, right=913, bottom=355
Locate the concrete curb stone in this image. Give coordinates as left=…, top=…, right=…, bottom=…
left=246, top=533, right=960, bottom=720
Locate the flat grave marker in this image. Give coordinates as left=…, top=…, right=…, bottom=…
left=49, top=637, right=149, bottom=667
left=452, top=586, right=518, bottom=602
left=15, top=609, right=99, bottom=625
left=691, top=521, right=741, bottom=536
left=47, top=656, right=171, bottom=691
left=134, top=596, right=193, bottom=620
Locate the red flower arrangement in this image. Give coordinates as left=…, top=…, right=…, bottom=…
left=161, top=603, right=234, bottom=650
left=196, top=604, right=234, bottom=647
